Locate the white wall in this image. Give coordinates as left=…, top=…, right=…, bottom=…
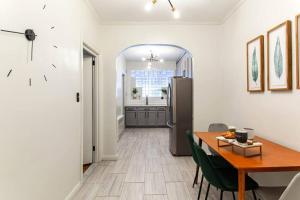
left=98, top=24, right=223, bottom=159
left=116, top=55, right=126, bottom=117
left=116, top=54, right=126, bottom=138
left=176, top=52, right=193, bottom=78
left=0, top=0, right=102, bottom=199
left=125, top=61, right=176, bottom=106
left=220, top=0, right=300, bottom=186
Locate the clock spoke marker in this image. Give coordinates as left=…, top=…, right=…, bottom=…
left=52, top=64, right=56, bottom=68
left=43, top=4, right=46, bottom=10
left=51, top=26, right=55, bottom=29
left=7, top=69, right=13, bottom=77
left=44, top=75, right=47, bottom=82
left=53, top=45, right=58, bottom=48
left=29, top=78, right=32, bottom=86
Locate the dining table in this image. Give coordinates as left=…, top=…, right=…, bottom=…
left=195, top=131, right=300, bottom=200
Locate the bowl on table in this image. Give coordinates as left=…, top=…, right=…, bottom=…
left=235, top=130, right=248, bottom=143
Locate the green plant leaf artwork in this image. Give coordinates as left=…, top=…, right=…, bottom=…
left=252, top=47, right=259, bottom=83
left=274, top=37, right=283, bottom=79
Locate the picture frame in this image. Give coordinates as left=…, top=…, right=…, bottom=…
left=267, top=20, right=292, bottom=91
left=247, top=35, right=264, bottom=92
left=296, top=14, right=300, bottom=89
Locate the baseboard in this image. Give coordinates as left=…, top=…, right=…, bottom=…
left=64, top=182, right=82, bottom=200
left=102, top=154, right=118, bottom=160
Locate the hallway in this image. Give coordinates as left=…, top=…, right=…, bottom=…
left=73, top=129, right=254, bottom=200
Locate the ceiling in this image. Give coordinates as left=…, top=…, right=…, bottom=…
left=89, top=0, right=242, bottom=24
left=122, top=45, right=187, bottom=62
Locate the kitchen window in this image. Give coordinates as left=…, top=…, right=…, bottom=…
left=131, top=69, right=174, bottom=97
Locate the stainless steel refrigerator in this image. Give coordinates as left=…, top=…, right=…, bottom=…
left=167, top=77, right=193, bottom=156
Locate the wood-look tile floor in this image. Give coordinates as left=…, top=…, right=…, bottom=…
left=73, top=128, right=255, bottom=200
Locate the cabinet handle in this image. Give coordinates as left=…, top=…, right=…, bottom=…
left=135, top=112, right=137, bottom=118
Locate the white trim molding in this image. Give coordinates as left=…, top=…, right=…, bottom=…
left=102, top=154, right=118, bottom=161
left=64, top=182, right=82, bottom=200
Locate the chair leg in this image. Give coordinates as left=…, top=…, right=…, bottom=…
left=197, top=175, right=204, bottom=200
left=205, top=183, right=210, bottom=200
left=252, top=190, right=257, bottom=200
left=220, top=190, right=223, bottom=200
left=193, top=165, right=199, bottom=188
left=232, top=192, right=236, bottom=200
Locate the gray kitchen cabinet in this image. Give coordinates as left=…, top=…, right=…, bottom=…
left=147, top=111, right=157, bottom=126
left=125, top=111, right=137, bottom=126
left=125, top=106, right=167, bottom=127
left=137, top=111, right=147, bottom=126
left=156, top=111, right=166, bottom=126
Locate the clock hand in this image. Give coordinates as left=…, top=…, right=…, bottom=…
left=1, top=29, right=25, bottom=35
left=1, top=29, right=37, bottom=40
left=31, top=41, right=34, bottom=61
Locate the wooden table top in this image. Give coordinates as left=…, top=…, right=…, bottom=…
left=195, top=132, right=300, bottom=172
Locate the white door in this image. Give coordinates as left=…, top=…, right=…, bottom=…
left=83, top=55, right=93, bottom=164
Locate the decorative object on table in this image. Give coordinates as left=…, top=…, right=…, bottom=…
left=228, top=126, right=236, bottom=133
left=222, top=131, right=236, bottom=139
left=132, top=88, right=138, bottom=99
left=296, top=14, right=300, bottom=89
left=247, top=35, right=265, bottom=92
left=244, top=128, right=255, bottom=140
left=216, top=136, right=263, bottom=157
left=267, top=20, right=292, bottom=90
left=236, top=129, right=248, bottom=143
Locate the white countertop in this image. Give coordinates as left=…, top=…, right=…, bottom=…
left=125, top=105, right=167, bottom=107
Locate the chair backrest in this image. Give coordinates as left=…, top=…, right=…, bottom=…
left=186, top=130, right=200, bottom=165
left=279, top=173, right=300, bottom=200
left=208, top=123, right=228, bottom=132
left=208, top=123, right=228, bottom=155
left=193, top=143, right=222, bottom=188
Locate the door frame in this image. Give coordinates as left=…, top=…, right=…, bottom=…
left=80, top=42, right=102, bottom=179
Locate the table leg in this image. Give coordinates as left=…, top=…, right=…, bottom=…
left=238, top=170, right=246, bottom=200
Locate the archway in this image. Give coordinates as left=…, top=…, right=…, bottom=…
left=115, top=43, right=194, bottom=155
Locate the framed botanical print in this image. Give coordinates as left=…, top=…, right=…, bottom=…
left=267, top=20, right=292, bottom=91
left=296, top=14, right=300, bottom=89
left=247, top=35, right=264, bottom=92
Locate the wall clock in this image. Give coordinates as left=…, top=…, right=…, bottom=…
left=1, top=2, right=58, bottom=87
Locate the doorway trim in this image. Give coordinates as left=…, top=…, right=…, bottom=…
left=80, top=42, right=102, bottom=180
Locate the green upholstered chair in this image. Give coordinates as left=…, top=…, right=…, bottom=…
left=194, top=143, right=259, bottom=200
left=186, top=130, right=234, bottom=199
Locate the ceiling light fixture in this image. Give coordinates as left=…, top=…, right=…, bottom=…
left=143, top=50, right=164, bottom=68
left=145, top=0, right=157, bottom=11
left=145, top=0, right=180, bottom=19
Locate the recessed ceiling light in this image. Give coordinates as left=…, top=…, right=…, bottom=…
left=160, top=59, right=164, bottom=63
left=142, top=57, right=146, bottom=61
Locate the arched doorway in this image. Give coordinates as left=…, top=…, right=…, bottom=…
left=115, top=44, right=194, bottom=155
